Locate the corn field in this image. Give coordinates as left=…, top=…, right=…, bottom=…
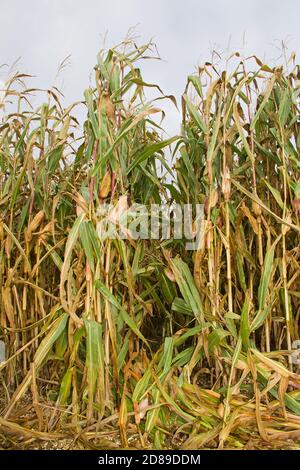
left=1, top=41, right=300, bottom=449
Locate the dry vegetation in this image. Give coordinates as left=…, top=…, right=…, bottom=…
left=1, top=41, right=300, bottom=449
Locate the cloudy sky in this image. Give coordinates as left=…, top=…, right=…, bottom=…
left=1, top=0, right=300, bottom=132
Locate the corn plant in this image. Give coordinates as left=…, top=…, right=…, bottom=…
left=1, top=43, right=300, bottom=450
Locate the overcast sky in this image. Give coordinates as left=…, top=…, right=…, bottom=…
left=1, top=0, right=300, bottom=133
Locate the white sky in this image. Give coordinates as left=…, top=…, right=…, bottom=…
left=1, top=0, right=300, bottom=133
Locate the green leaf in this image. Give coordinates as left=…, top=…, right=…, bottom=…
left=84, top=318, right=105, bottom=414
left=263, top=180, right=284, bottom=209
left=94, top=279, right=149, bottom=347
left=170, top=257, right=205, bottom=323
left=240, top=295, right=251, bottom=349
left=183, top=94, right=207, bottom=134
left=79, top=220, right=96, bottom=272
left=126, top=136, right=178, bottom=175
left=250, top=75, right=276, bottom=130
left=258, top=242, right=276, bottom=311
left=171, top=297, right=193, bottom=316
left=58, top=367, right=73, bottom=405
left=278, top=88, right=292, bottom=127
left=158, top=337, right=173, bottom=375
left=251, top=296, right=275, bottom=332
